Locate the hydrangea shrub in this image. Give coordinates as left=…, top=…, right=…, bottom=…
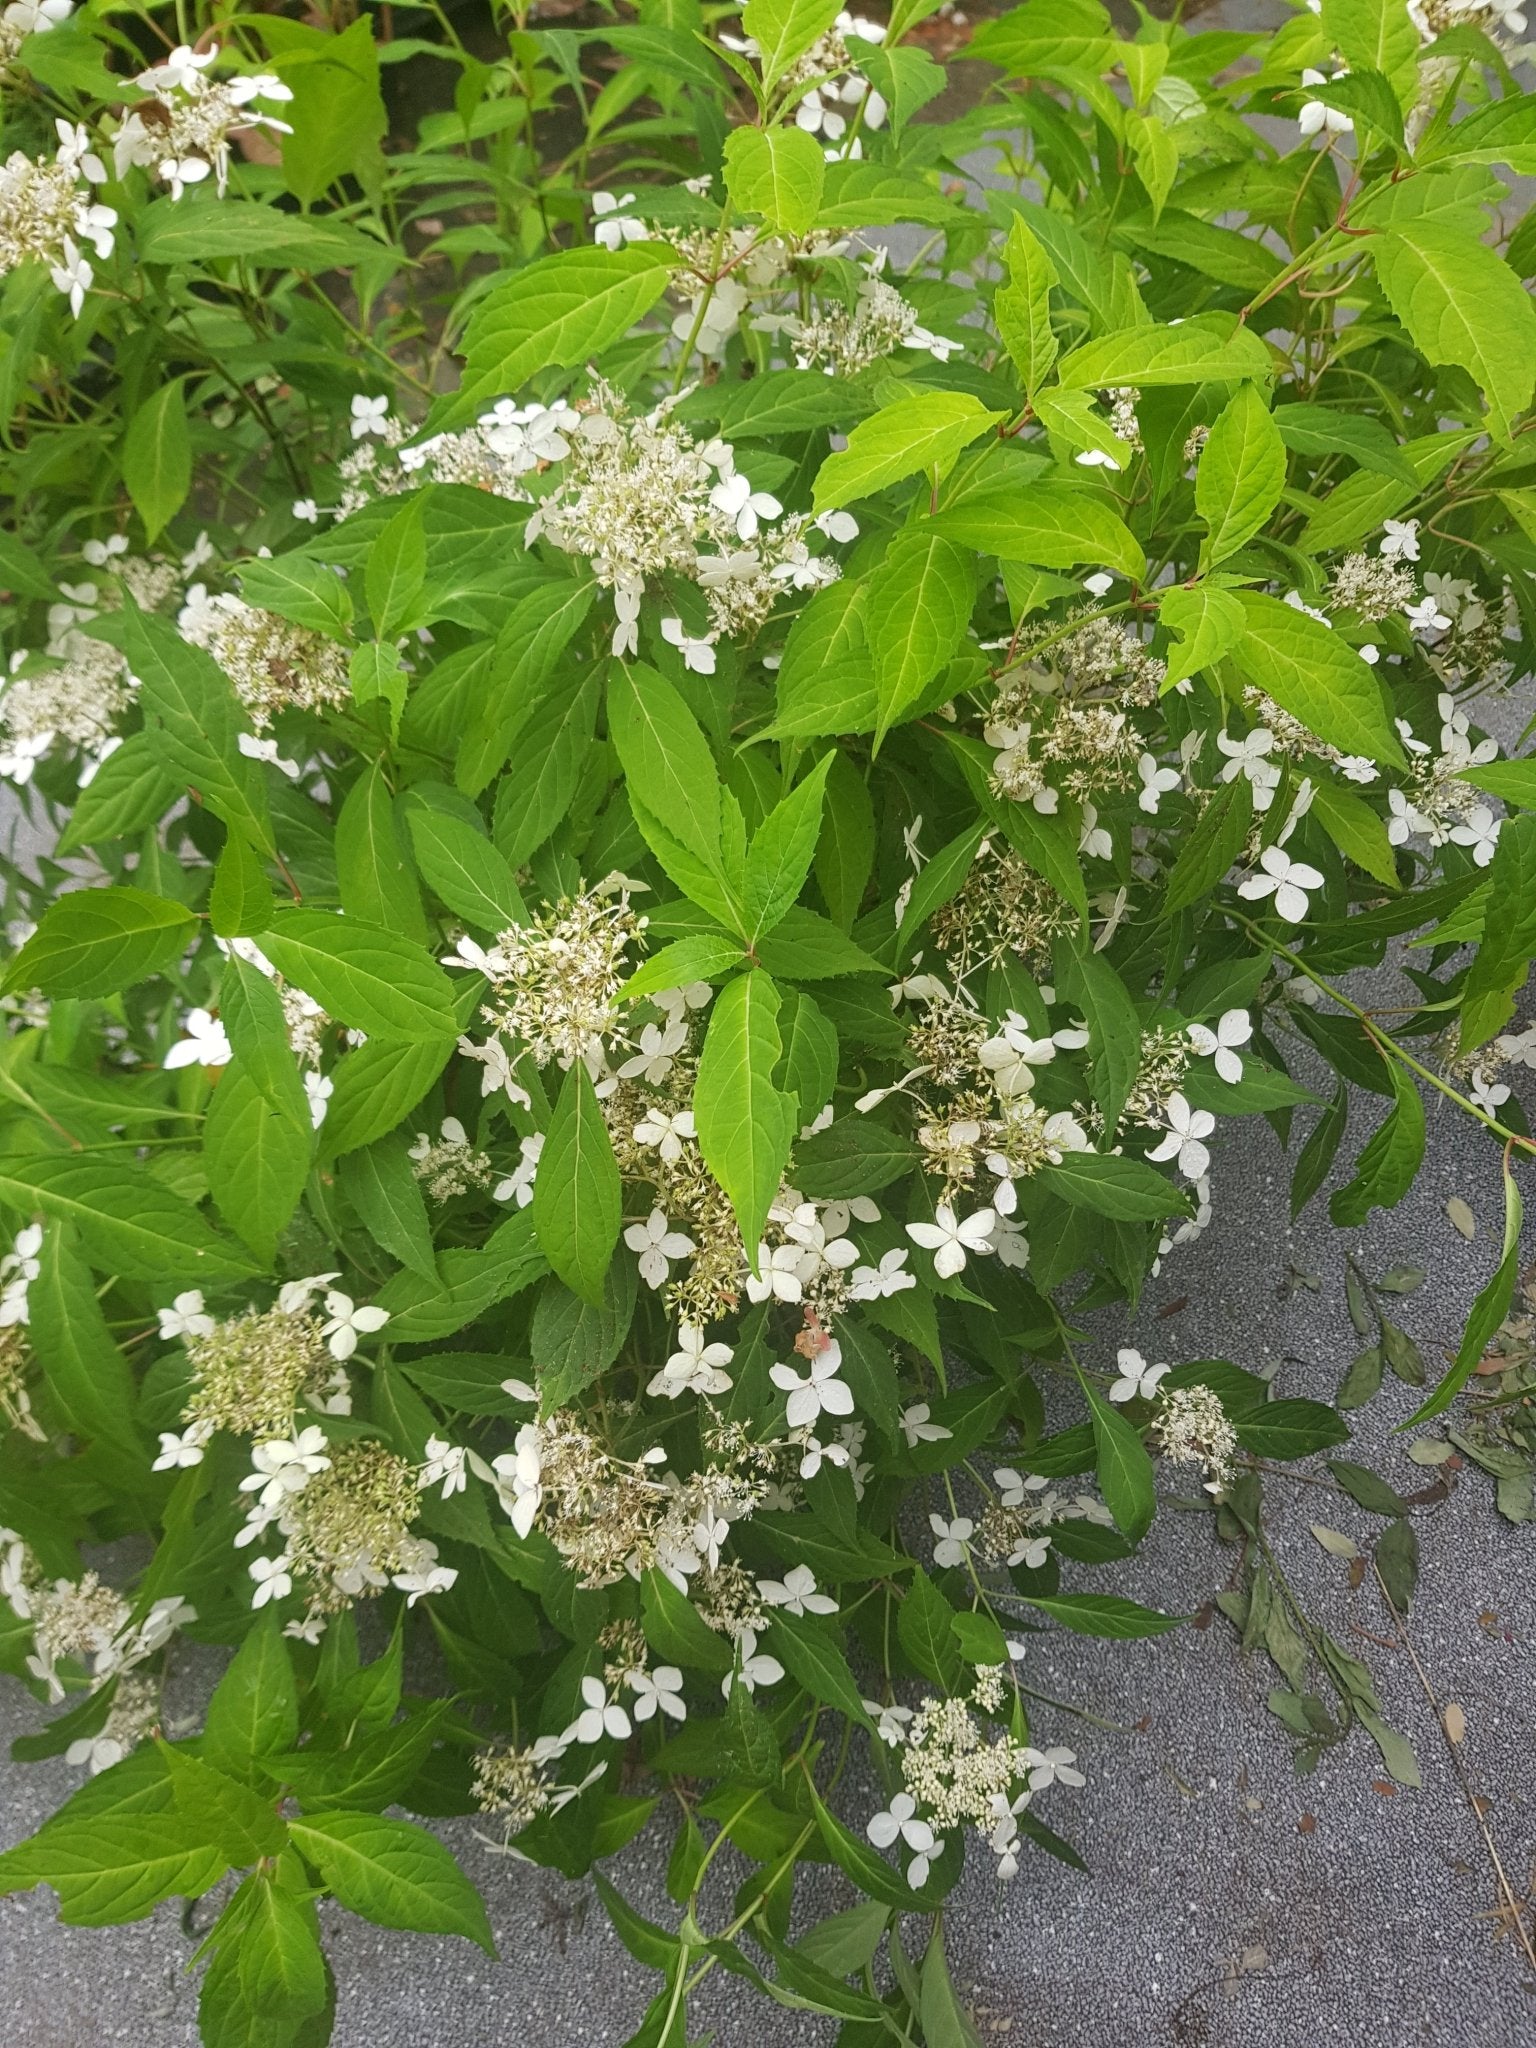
left=0, top=0, right=1534, bottom=2036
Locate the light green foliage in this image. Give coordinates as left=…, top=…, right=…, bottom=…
left=0, top=2, right=1531, bottom=2038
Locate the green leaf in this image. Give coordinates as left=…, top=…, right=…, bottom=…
left=814, top=751, right=876, bottom=931
left=0, top=1815, right=227, bottom=1927
left=122, top=604, right=273, bottom=856
left=693, top=970, right=797, bottom=1258
left=0, top=1155, right=257, bottom=1284
left=1081, top=1371, right=1155, bottom=1541
left=455, top=578, right=595, bottom=798
left=930, top=483, right=1145, bottom=580
left=2, top=887, right=195, bottom=999
left=1460, top=810, right=1536, bottom=1049
left=27, top=1227, right=142, bottom=1467
left=608, top=662, right=724, bottom=882
left=919, top=1923, right=984, bottom=2048
left=868, top=532, right=976, bottom=742
left=1329, top=1062, right=1425, bottom=1226
left=1019, top=1591, right=1183, bottom=1638
left=1056, top=315, right=1272, bottom=388
left=220, top=952, right=310, bottom=1125
left=1056, top=944, right=1140, bottom=1139
left=121, top=378, right=191, bottom=543
left=1372, top=223, right=1536, bottom=442
left=57, top=734, right=181, bottom=853
left=238, top=553, right=354, bottom=641
left=1158, top=583, right=1245, bottom=692
left=995, top=215, right=1059, bottom=396
left=350, top=641, right=407, bottom=735
left=320, top=1034, right=455, bottom=1160
left=336, top=761, right=428, bottom=942
left=343, top=1139, right=437, bottom=1281
left=755, top=906, right=888, bottom=981
left=365, top=495, right=427, bottom=640
left=265, top=16, right=387, bottom=205
left=1162, top=772, right=1251, bottom=917
left=741, top=755, right=833, bottom=941
left=1039, top=1151, right=1187, bottom=1221
left=1272, top=405, right=1418, bottom=485
left=160, top=1744, right=288, bottom=1864
left=742, top=0, right=842, bottom=88
left=532, top=1061, right=622, bottom=1306
left=624, top=935, right=746, bottom=1001
left=806, top=1781, right=948, bottom=1913
left=1405, top=1156, right=1522, bottom=1427
left=491, top=666, right=602, bottom=870
left=288, top=1811, right=495, bottom=1956
left=404, top=799, right=526, bottom=932
left=1459, top=755, right=1536, bottom=810
left=379, top=1210, right=547, bottom=1344
left=723, top=125, right=825, bottom=235
left=454, top=246, right=678, bottom=420
left=531, top=1255, right=635, bottom=1409
left=203, top=1618, right=301, bottom=1786
left=897, top=1569, right=964, bottom=1689
left=134, top=196, right=386, bottom=269
left=766, top=1610, right=873, bottom=1727
left=812, top=393, right=1004, bottom=515
left=234, top=1872, right=329, bottom=2026
left=256, top=909, right=458, bottom=1043
left=1321, top=0, right=1419, bottom=98
left=210, top=830, right=275, bottom=939
left=593, top=1872, right=681, bottom=1973
left=1233, top=1399, right=1349, bottom=1459
left=1233, top=592, right=1405, bottom=767
left=204, top=1065, right=312, bottom=1264
left=1306, top=779, right=1399, bottom=892
left=968, top=0, right=1115, bottom=76
left=641, top=1566, right=733, bottom=1674
left=1196, top=384, right=1286, bottom=568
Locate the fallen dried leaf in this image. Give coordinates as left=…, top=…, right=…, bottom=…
left=1156, top=1296, right=1189, bottom=1319
left=1447, top=1196, right=1477, bottom=1240
left=1406, top=1437, right=1454, bottom=1466
left=1311, top=1523, right=1359, bottom=1558
left=1403, top=1478, right=1451, bottom=1506
left=1443, top=1703, right=1467, bottom=1744
left=1372, top=1779, right=1398, bottom=1797
left=1297, top=1813, right=1316, bottom=1835
left=1348, top=1557, right=1366, bottom=1590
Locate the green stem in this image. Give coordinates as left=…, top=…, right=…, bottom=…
left=1232, top=913, right=1536, bottom=1154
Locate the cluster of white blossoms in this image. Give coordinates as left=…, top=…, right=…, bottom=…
left=1387, top=692, right=1503, bottom=867
left=0, top=532, right=209, bottom=786
left=1150, top=1382, right=1240, bottom=1496
left=931, top=1465, right=1116, bottom=1577
left=177, top=582, right=351, bottom=730
left=867, top=1663, right=1084, bottom=1888
left=1408, top=0, right=1528, bottom=48
left=0, top=117, right=114, bottom=318
left=145, top=1279, right=442, bottom=1641
left=114, top=43, right=293, bottom=201
left=757, top=249, right=963, bottom=376
left=322, top=395, right=578, bottom=519
left=0, top=0, right=73, bottom=66
left=523, top=381, right=849, bottom=658
left=0, top=1526, right=194, bottom=1765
